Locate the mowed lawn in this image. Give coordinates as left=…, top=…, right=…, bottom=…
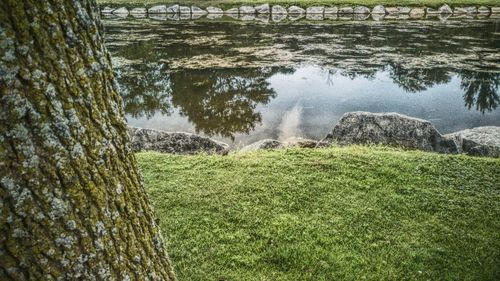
left=137, top=146, right=500, bottom=281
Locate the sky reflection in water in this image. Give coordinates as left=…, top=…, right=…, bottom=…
left=104, top=18, right=500, bottom=147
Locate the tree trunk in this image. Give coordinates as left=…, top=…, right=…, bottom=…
left=0, top=1, right=176, bottom=280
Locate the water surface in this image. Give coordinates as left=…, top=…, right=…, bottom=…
left=104, top=19, right=500, bottom=147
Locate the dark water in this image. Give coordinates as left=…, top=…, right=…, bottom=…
left=104, top=19, right=500, bottom=147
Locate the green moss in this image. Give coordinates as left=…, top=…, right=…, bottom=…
left=138, top=146, right=500, bottom=281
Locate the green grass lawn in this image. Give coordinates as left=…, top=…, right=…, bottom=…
left=97, top=0, right=499, bottom=9
left=138, top=146, right=500, bottom=281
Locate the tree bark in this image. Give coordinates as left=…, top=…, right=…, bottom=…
left=0, top=1, right=176, bottom=280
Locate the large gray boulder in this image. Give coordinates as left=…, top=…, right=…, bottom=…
left=321, top=112, right=458, bottom=153
left=130, top=7, right=147, bottom=15
left=128, top=127, right=229, bottom=155
left=240, top=139, right=285, bottom=152
left=445, top=127, right=500, bottom=157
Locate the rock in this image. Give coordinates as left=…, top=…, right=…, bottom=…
left=354, top=13, right=370, bottom=20
left=409, top=8, right=425, bottom=16
left=324, top=13, right=338, bottom=20
left=207, top=13, right=223, bottom=19
left=439, top=13, right=451, bottom=20
left=492, top=7, right=500, bottom=13
left=307, top=6, right=325, bottom=14
left=130, top=7, right=147, bottom=15
left=272, top=13, right=287, bottom=22
left=306, top=13, right=324, bottom=20
left=128, top=127, right=229, bottom=155
left=149, top=14, right=167, bottom=20
left=226, top=12, right=239, bottom=20
left=371, top=13, right=385, bottom=21
left=179, top=6, right=190, bottom=14
left=191, top=13, right=204, bottom=20
left=438, top=4, right=453, bottom=14
left=148, top=5, right=167, bottom=14
left=207, top=6, right=224, bottom=14
left=240, top=6, right=256, bottom=14
left=255, top=4, right=270, bottom=14
left=101, top=6, right=115, bottom=14
left=112, top=7, right=129, bottom=15
left=191, top=6, right=207, bottom=15
left=289, top=13, right=305, bottom=21
left=167, top=14, right=180, bottom=21
left=272, top=5, right=287, bottom=14
left=371, top=5, right=386, bottom=14
left=288, top=5, right=305, bottom=14
left=354, top=6, right=370, bottom=14
left=283, top=137, right=318, bottom=148
left=321, top=112, right=458, bottom=153
left=179, top=13, right=191, bottom=20
left=256, top=14, right=270, bottom=22
left=324, top=7, right=338, bottom=14
left=166, top=5, right=180, bottom=14
left=454, top=7, right=467, bottom=14
left=240, top=14, right=255, bottom=21
left=206, top=6, right=223, bottom=14
left=478, top=6, right=490, bottom=14
left=339, top=7, right=354, bottom=14
left=398, top=6, right=411, bottom=14
left=240, top=139, right=285, bottom=152
left=445, top=127, right=500, bottom=157
left=385, top=7, right=399, bottom=14
left=225, top=7, right=239, bottom=14
left=466, top=6, right=478, bottom=13
left=338, top=14, right=354, bottom=20
left=426, top=7, right=439, bottom=14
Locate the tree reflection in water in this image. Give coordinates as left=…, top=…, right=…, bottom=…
left=117, top=62, right=173, bottom=119
left=169, top=68, right=282, bottom=139
left=105, top=19, right=500, bottom=139
left=459, top=71, right=500, bottom=113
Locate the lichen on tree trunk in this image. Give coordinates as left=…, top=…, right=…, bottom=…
left=0, top=1, right=176, bottom=280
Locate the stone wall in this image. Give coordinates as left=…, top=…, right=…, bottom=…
left=101, top=4, right=500, bottom=21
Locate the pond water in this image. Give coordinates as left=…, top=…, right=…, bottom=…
left=104, top=18, right=500, bottom=147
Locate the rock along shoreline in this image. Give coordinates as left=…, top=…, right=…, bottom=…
left=129, top=112, right=500, bottom=157
left=101, top=4, right=500, bottom=21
